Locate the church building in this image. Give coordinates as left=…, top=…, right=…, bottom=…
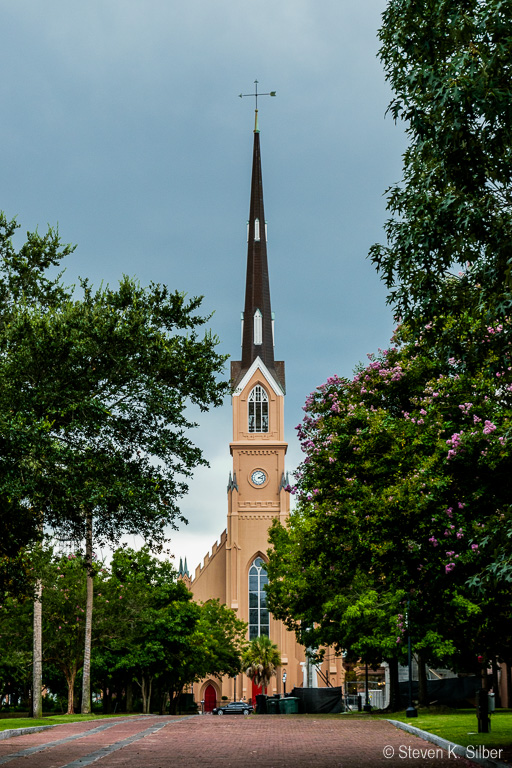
left=184, top=107, right=344, bottom=711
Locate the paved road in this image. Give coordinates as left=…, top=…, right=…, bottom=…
left=0, top=715, right=482, bottom=767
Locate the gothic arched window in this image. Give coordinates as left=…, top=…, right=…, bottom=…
left=253, top=309, right=262, bottom=345
left=248, top=385, right=269, bottom=433
left=248, top=557, right=269, bottom=640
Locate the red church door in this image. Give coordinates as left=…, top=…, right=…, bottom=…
left=204, top=685, right=217, bottom=712
left=251, top=680, right=262, bottom=706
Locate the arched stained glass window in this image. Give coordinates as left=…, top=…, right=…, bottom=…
left=248, top=557, right=269, bottom=640
left=248, top=385, right=269, bottom=433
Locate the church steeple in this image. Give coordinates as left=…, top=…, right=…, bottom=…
left=241, top=119, right=274, bottom=371
left=232, top=110, right=285, bottom=393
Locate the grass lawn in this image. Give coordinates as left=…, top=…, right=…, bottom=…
left=350, top=708, right=512, bottom=763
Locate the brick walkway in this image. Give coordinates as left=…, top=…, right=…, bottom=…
left=0, top=715, right=484, bottom=767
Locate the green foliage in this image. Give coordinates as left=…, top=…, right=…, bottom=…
left=0, top=546, right=246, bottom=712
left=371, top=0, right=512, bottom=327
left=266, top=319, right=512, bottom=669
left=91, top=548, right=246, bottom=712
left=0, top=213, right=229, bottom=595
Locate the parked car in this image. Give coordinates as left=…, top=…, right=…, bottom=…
left=212, top=701, right=253, bottom=716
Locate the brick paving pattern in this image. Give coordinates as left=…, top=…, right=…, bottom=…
left=0, top=715, right=484, bottom=768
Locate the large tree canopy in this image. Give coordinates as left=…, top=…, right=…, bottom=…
left=371, top=0, right=512, bottom=327
left=0, top=213, right=229, bottom=576
left=266, top=321, right=512, bottom=680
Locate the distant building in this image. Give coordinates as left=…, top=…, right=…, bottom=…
left=183, top=110, right=344, bottom=710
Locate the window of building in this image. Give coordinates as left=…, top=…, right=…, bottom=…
left=254, top=218, right=260, bottom=241
left=253, top=309, right=262, bottom=345
left=248, top=385, right=269, bottom=433
left=248, top=557, right=269, bottom=640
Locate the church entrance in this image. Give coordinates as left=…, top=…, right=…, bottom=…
left=204, top=685, right=217, bottom=712
left=251, top=680, right=262, bottom=706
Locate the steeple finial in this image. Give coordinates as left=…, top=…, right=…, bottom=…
left=239, top=80, right=276, bottom=134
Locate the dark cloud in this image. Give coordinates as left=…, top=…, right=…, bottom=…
left=0, top=0, right=405, bottom=568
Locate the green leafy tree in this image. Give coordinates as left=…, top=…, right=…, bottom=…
left=0, top=596, right=32, bottom=710
left=41, top=552, right=97, bottom=715
left=92, top=548, right=246, bottom=714
left=242, top=635, right=281, bottom=694
left=0, top=213, right=229, bottom=714
left=266, top=322, right=512, bottom=704
left=371, top=0, right=512, bottom=329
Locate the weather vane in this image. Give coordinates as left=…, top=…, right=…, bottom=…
left=239, top=80, right=277, bottom=110
left=239, top=81, right=276, bottom=132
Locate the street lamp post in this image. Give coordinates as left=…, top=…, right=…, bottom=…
left=282, top=671, right=287, bottom=697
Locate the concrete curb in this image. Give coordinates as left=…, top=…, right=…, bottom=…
left=388, top=719, right=511, bottom=768
left=0, top=725, right=55, bottom=741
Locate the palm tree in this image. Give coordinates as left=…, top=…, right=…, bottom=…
left=242, top=635, right=281, bottom=693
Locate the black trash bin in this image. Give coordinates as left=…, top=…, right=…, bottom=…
left=255, top=694, right=268, bottom=715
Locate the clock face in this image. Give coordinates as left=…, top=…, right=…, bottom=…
left=251, top=470, right=267, bottom=486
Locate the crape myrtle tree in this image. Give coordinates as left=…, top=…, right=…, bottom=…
left=371, top=0, right=512, bottom=333
left=366, top=0, right=512, bottom=700
left=266, top=321, right=512, bottom=706
left=0, top=214, right=229, bottom=715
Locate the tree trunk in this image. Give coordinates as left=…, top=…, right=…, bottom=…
left=159, top=690, right=169, bottom=715
left=139, top=675, right=153, bottom=714
left=126, top=681, right=133, bottom=713
left=387, top=657, right=401, bottom=711
left=417, top=652, right=429, bottom=707
left=169, top=690, right=180, bottom=715
left=65, top=669, right=77, bottom=715
left=32, top=580, right=43, bottom=719
left=81, top=510, right=94, bottom=714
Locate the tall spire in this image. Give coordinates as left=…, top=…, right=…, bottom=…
left=241, top=120, right=275, bottom=373
left=231, top=96, right=285, bottom=393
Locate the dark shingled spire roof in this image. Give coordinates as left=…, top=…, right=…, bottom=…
left=231, top=115, right=285, bottom=392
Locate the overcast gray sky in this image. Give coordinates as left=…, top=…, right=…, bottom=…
left=1, top=1, right=406, bottom=571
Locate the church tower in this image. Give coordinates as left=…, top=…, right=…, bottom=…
left=227, top=109, right=290, bottom=636
left=189, top=107, right=343, bottom=710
